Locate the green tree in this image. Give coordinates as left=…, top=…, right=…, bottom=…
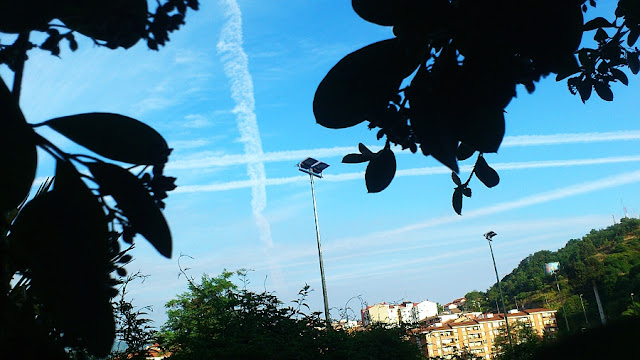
left=0, top=1, right=198, bottom=357
left=462, top=290, right=488, bottom=312
left=158, top=269, right=423, bottom=359
left=313, top=0, right=640, bottom=214
left=109, top=271, right=157, bottom=360
left=493, top=322, right=548, bottom=360
left=622, top=301, right=640, bottom=317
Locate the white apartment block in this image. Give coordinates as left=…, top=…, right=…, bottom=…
left=361, top=300, right=438, bottom=326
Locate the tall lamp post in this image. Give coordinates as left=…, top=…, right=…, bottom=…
left=484, top=231, right=513, bottom=348
left=579, top=294, right=589, bottom=326
left=297, top=157, right=331, bottom=325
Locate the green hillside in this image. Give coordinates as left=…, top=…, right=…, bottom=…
left=464, top=217, right=640, bottom=333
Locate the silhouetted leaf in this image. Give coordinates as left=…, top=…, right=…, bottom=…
left=628, top=52, right=640, bottom=74
left=420, top=134, right=459, bottom=173
left=365, top=148, right=396, bottom=193
left=342, top=153, right=370, bottom=164
left=0, top=78, right=36, bottom=212
left=555, top=55, right=580, bottom=81
left=459, top=109, right=505, bottom=154
left=456, top=143, right=476, bottom=161
left=597, top=61, right=609, bottom=74
left=578, top=48, right=591, bottom=67
left=358, top=143, right=374, bottom=156
left=45, top=112, right=170, bottom=165
left=0, top=2, right=55, bottom=33
left=577, top=79, right=592, bottom=102
left=475, top=156, right=500, bottom=188
left=629, top=29, right=640, bottom=47
left=594, top=28, right=608, bottom=42
left=583, top=17, right=612, bottom=31
left=66, top=33, right=78, bottom=51
left=462, top=187, right=472, bottom=197
left=88, top=162, right=172, bottom=258
left=409, top=83, right=460, bottom=173
left=452, top=172, right=461, bottom=186
left=594, top=81, right=613, bottom=101
left=313, top=38, right=420, bottom=129
left=452, top=187, right=463, bottom=215
left=352, top=0, right=395, bottom=26
left=611, top=68, right=629, bottom=85
left=58, top=0, right=147, bottom=49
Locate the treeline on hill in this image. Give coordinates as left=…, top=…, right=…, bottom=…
left=155, top=270, right=423, bottom=360
left=464, top=217, right=640, bottom=333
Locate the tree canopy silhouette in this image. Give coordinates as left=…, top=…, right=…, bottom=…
left=0, top=0, right=198, bottom=357
left=313, top=0, right=640, bottom=214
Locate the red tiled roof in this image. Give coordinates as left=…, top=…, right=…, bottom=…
left=505, top=311, right=529, bottom=317
left=450, top=320, right=479, bottom=327
left=524, top=308, right=556, bottom=314
left=476, top=314, right=505, bottom=322
left=423, top=324, right=453, bottom=331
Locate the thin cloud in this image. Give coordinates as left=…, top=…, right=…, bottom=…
left=168, top=146, right=357, bottom=169
left=365, top=168, right=640, bottom=240
left=174, top=155, right=640, bottom=193
left=182, top=114, right=212, bottom=128
left=501, top=130, right=640, bottom=147
left=217, top=0, right=273, bottom=248
left=168, top=130, right=640, bottom=170
left=170, top=139, right=212, bottom=150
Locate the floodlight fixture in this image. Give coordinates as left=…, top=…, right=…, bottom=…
left=484, top=231, right=497, bottom=241
left=298, top=157, right=330, bottom=178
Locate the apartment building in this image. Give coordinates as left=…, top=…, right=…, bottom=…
left=361, top=300, right=438, bottom=326
left=414, top=308, right=557, bottom=359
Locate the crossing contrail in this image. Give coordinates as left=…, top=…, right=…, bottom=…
left=168, top=130, right=640, bottom=170
left=175, top=154, right=640, bottom=193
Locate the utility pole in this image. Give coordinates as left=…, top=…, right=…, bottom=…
left=554, top=272, right=570, bottom=332
left=592, top=281, right=606, bottom=326
left=579, top=294, right=589, bottom=326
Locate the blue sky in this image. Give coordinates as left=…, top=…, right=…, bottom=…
left=7, top=0, right=640, bottom=324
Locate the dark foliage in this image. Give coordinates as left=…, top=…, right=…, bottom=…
left=0, top=0, right=198, bottom=357
left=315, top=0, right=639, bottom=213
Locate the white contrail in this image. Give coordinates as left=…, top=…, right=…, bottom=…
left=168, top=146, right=358, bottom=169
left=175, top=154, right=640, bottom=193
left=501, top=130, right=640, bottom=147
left=168, top=130, right=640, bottom=170
left=217, top=0, right=272, bottom=247
left=334, top=168, right=640, bottom=247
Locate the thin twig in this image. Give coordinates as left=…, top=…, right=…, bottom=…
left=12, top=32, right=30, bottom=101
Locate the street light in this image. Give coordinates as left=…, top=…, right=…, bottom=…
left=297, top=157, right=331, bottom=325
left=483, top=231, right=513, bottom=348
left=579, top=294, right=589, bottom=326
